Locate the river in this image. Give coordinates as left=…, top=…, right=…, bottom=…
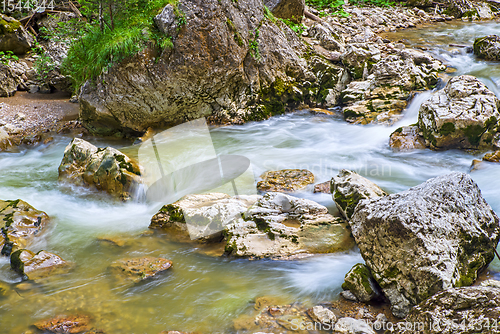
left=0, top=20, right=499, bottom=334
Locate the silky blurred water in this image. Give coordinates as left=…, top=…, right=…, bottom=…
left=0, top=20, right=499, bottom=333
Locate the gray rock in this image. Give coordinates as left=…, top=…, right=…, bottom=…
left=334, top=317, right=375, bottom=334
left=79, top=0, right=347, bottom=136
left=474, top=35, right=500, bottom=61
left=0, top=64, right=21, bottom=97
left=481, top=279, right=500, bottom=289
left=149, top=193, right=260, bottom=241
left=308, top=305, right=337, bottom=325
left=393, top=286, right=500, bottom=334
left=341, top=43, right=381, bottom=80
left=342, top=263, right=381, bottom=302
left=418, top=75, right=500, bottom=150
left=154, top=4, right=179, bottom=38
left=448, top=0, right=493, bottom=19
left=225, top=192, right=354, bottom=258
left=331, top=169, right=387, bottom=220
left=264, top=0, right=305, bottom=23
left=58, top=138, right=142, bottom=201
left=341, top=290, right=359, bottom=301
left=350, top=172, right=500, bottom=318
left=308, top=22, right=345, bottom=52
left=389, top=125, right=426, bottom=152
left=0, top=14, right=34, bottom=55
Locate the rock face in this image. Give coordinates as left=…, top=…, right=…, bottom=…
left=79, top=0, right=348, bottom=135
left=342, top=47, right=444, bottom=125
left=389, top=125, right=426, bottom=151
left=419, top=75, right=500, bottom=150
left=149, top=193, right=260, bottom=241
left=58, top=138, right=142, bottom=200
left=110, top=257, right=173, bottom=283
left=331, top=169, right=387, bottom=219
left=393, top=286, right=500, bottom=334
left=0, top=14, right=34, bottom=54
left=448, top=0, right=494, bottom=19
left=10, top=249, right=69, bottom=280
left=264, top=0, right=305, bottom=22
left=474, top=35, right=500, bottom=61
left=342, top=263, right=381, bottom=302
left=225, top=192, right=354, bottom=258
left=0, top=63, right=21, bottom=97
left=257, top=169, right=314, bottom=192
left=350, top=173, right=500, bottom=318
left=0, top=200, right=50, bottom=256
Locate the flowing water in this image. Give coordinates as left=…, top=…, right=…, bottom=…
left=1, top=21, right=500, bottom=334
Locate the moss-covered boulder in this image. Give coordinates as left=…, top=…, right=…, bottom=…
left=474, top=35, right=500, bottom=61
left=341, top=48, right=445, bottom=125
left=393, top=286, right=500, bottom=334
left=257, top=169, right=314, bottom=193
left=331, top=169, right=387, bottom=220
left=447, top=0, right=494, bottom=19
left=389, top=125, right=426, bottom=151
left=418, top=75, right=500, bottom=150
left=341, top=263, right=381, bottom=302
left=10, top=249, right=70, bottom=280
left=0, top=199, right=49, bottom=256
left=58, top=138, right=142, bottom=201
left=110, top=257, right=172, bottom=283
left=0, top=14, right=34, bottom=55
left=350, top=173, right=500, bottom=318
left=224, top=192, right=354, bottom=258
left=264, top=0, right=305, bottom=23
left=149, top=193, right=260, bottom=242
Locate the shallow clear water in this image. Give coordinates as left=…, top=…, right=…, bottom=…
left=1, top=21, right=500, bottom=333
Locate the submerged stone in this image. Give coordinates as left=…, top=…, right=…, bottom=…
left=33, top=314, right=93, bottom=334
left=257, top=169, right=315, bottom=192
left=110, top=257, right=172, bottom=283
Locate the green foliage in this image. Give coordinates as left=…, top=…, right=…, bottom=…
left=263, top=5, right=277, bottom=23
left=305, top=0, right=394, bottom=17
left=63, top=0, right=178, bottom=89
left=350, top=0, right=394, bottom=7
left=34, top=53, right=56, bottom=81
left=0, top=51, right=19, bottom=66
left=279, top=18, right=307, bottom=35
left=249, top=28, right=260, bottom=60
left=38, top=15, right=88, bottom=43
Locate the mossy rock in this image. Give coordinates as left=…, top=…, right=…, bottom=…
left=342, top=263, right=381, bottom=302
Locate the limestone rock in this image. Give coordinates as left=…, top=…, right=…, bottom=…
left=405, top=0, right=433, bottom=7
left=341, top=43, right=381, bottom=80
left=0, top=199, right=50, bottom=256
left=0, top=63, right=21, bottom=97
left=307, top=305, right=337, bottom=325
left=313, top=181, right=330, bottom=193
left=264, top=0, right=305, bottom=23
left=10, top=249, right=70, bottom=280
left=342, top=263, right=381, bottom=302
left=331, top=169, right=387, bottom=220
left=474, top=35, right=500, bottom=61
left=110, top=257, right=173, bottom=283
left=334, top=317, right=375, bottom=334
left=350, top=172, right=500, bottom=318
left=79, top=0, right=347, bottom=135
left=0, top=127, right=16, bottom=152
left=308, top=22, right=345, bottom=52
left=149, top=193, right=260, bottom=241
left=225, top=192, right=354, bottom=258
left=154, top=5, right=179, bottom=39
left=257, top=169, right=314, bottom=192
left=389, top=125, right=426, bottom=151
left=34, top=314, right=92, bottom=334
left=393, top=286, right=500, bottom=334
left=418, top=75, right=500, bottom=150
left=484, top=150, right=500, bottom=162
left=0, top=14, right=34, bottom=55
left=58, top=138, right=142, bottom=201
left=448, top=0, right=494, bottom=19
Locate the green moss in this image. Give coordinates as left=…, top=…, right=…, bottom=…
left=384, top=266, right=400, bottom=279
left=342, top=263, right=375, bottom=299
left=0, top=18, right=21, bottom=35
left=334, top=190, right=363, bottom=219
left=463, top=124, right=484, bottom=147
left=114, top=154, right=140, bottom=175
left=394, top=127, right=403, bottom=134
left=160, top=204, right=185, bottom=223
left=226, top=18, right=244, bottom=47
left=9, top=249, right=25, bottom=274
left=439, top=122, right=456, bottom=136
left=344, top=109, right=361, bottom=119
left=485, top=116, right=498, bottom=130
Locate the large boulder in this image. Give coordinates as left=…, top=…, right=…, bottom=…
left=349, top=172, right=500, bottom=318
left=448, top=0, right=494, bottom=19
left=79, top=0, right=348, bottom=136
left=0, top=199, right=50, bottom=256
left=257, top=169, right=314, bottom=192
left=418, top=75, right=500, bottom=150
left=10, top=249, right=70, bottom=280
left=331, top=169, right=387, bottom=220
left=0, top=63, right=21, bottom=97
left=393, top=286, right=500, bottom=334
left=474, top=35, right=500, bottom=61
left=58, top=138, right=142, bottom=201
left=225, top=192, right=354, bottom=258
left=0, top=14, right=34, bottom=55
left=264, top=0, right=305, bottom=23
left=149, top=193, right=260, bottom=241
left=342, top=48, right=445, bottom=125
